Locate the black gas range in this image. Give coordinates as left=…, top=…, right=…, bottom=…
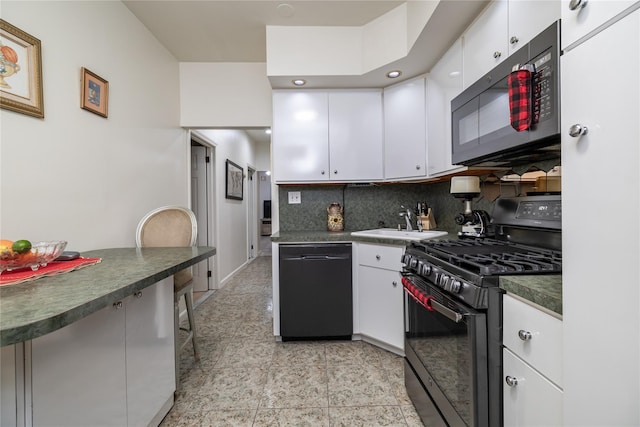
left=402, top=195, right=561, bottom=427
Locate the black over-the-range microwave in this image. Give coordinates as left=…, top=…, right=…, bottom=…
left=451, top=20, right=561, bottom=166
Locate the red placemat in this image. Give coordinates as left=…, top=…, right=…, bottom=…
left=0, top=257, right=102, bottom=286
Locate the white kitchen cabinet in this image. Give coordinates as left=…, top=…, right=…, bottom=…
left=426, top=38, right=467, bottom=177
left=356, top=243, right=404, bottom=353
left=462, top=0, right=508, bottom=88
left=503, top=348, right=563, bottom=427
left=383, top=76, right=427, bottom=180
left=31, top=278, right=174, bottom=427
left=561, top=0, right=639, bottom=49
left=272, top=91, right=329, bottom=182
left=463, top=0, right=559, bottom=88
left=561, top=8, right=639, bottom=426
left=502, top=294, right=563, bottom=426
left=328, top=91, right=383, bottom=181
left=507, top=0, right=560, bottom=55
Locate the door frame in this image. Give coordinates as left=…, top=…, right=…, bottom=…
left=188, top=130, right=219, bottom=289
left=246, top=166, right=258, bottom=260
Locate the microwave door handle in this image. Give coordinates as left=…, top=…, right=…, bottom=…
left=429, top=298, right=464, bottom=323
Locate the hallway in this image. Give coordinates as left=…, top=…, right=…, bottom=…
left=161, top=255, right=424, bottom=426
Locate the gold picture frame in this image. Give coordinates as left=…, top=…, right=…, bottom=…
left=0, top=19, right=44, bottom=118
left=81, top=67, right=108, bottom=118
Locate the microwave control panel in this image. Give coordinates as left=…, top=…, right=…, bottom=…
left=533, top=50, right=554, bottom=124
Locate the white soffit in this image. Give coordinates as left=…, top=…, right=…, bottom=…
left=266, top=1, right=435, bottom=78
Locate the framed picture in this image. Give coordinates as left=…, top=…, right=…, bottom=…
left=0, top=19, right=44, bottom=118
left=81, top=67, right=108, bottom=118
left=225, top=159, right=244, bottom=200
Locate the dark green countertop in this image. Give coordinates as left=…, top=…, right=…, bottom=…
left=500, top=274, right=562, bottom=316
left=271, top=230, right=451, bottom=246
left=0, top=246, right=216, bottom=346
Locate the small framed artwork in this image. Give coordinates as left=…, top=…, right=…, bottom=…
left=80, top=67, right=108, bottom=118
left=225, top=159, right=244, bottom=200
left=0, top=19, right=44, bottom=118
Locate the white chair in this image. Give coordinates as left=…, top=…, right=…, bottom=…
left=135, top=205, right=200, bottom=390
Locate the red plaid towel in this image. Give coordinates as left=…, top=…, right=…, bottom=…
left=401, top=276, right=434, bottom=311
left=0, top=257, right=102, bottom=286
left=508, top=68, right=533, bottom=132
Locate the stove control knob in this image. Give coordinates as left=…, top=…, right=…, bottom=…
left=421, top=263, right=432, bottom=276
left=439, top=274, right=450, bottom=289
left=409, top=258, right=418, bottom=269
left=449, top=279, right=462, bottom=294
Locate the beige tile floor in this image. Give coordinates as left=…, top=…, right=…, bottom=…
left=161, top=255, right=424, bottom=427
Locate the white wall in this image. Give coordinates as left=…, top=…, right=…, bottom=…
left=1, top=1, right=186, bottom=251
left=192, top=129, right=256, bottom=283
left=179, top=62, right=272, bottom=127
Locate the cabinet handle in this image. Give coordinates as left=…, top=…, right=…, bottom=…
left=375, top=255, right=381, bottom=260
left=135, top=291, right=143, bottom=298
left=392, top=281, right=398, bottom=287
left=569, top=124, right=588, bottom=137
left=510, top=36, right=519, bottom=45
left=113, top=301, right=123, bottom=309
left=569, top=0, right=587, bottom=11
left=518, top=330, right=532, bottom=341
left=493, top=51, right=502, bottom=59
left=505, top=376, right=519, bottom=387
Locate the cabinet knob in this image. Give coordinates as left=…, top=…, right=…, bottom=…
left=333, top=170, right=338, bottom=174
left=321, top=170, right=326, bottom=175
left=493, top=51, right=502, bottom=59
left=518, top=330, right=532, bottom=341
left=392, top=281, right=398, bottom=287
left=113, top=301, right=123, bottom=309
left=569, top=124, right=588, bottom=138
left=415, top=164, right=421, bottom=170
left=569, top=0, right=587, bottom=11
left=375, top=255, right=381, bottom=260
left=135, top=291, right=143, bottom=298
left=510, top=36, right=519, bottom=45
left=505, top=376, right=519, bottom=387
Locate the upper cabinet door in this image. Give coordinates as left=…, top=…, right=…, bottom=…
left=328, top=91, right=383, bottom=181
left=272, top=91, right=329, bottom=182
left=383, top=77, right=427, bottom=180
left=561, top=0, right=639, bottom=49
left=508, top=0, right=560, bottom=55
left=427, top=38, right=467, bottom=177
left=462, top=0, right=508, bottom=89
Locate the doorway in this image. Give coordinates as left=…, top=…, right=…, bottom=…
left=190, top=138, right=216, bottom=292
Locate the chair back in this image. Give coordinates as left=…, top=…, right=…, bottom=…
left=136, top=206, right=197, bottom=248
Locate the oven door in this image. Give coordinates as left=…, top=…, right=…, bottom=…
left=402, top=275, right=488, bottom=427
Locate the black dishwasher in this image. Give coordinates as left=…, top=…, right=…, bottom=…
left=279, top=243, right=352, bottom=340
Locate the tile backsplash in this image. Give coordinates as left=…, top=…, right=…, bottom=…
left=278, top=181, right=492, bottom=235
left=277, top=159, right=561, bottom=235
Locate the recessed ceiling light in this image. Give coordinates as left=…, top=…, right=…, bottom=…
left=265, top=129, right=272, bottom=135
left=448, top=71, right=461, bottom=78
left=386, top=70, right=402, bottom=79
left=292, top=79, right=306, bottom=86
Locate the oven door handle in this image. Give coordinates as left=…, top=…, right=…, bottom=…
left=402, top=276, right=464, bottom=323
left=427, top=298, right=464, bottom=323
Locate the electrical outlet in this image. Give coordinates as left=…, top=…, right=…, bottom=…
left=288, top=191, right=301, bottom=204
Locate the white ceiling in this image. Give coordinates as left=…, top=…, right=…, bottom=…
left=123, top=0, right=488, bottom=144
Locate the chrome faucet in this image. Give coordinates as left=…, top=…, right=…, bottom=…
left=399, top=205, right=413, bottom=231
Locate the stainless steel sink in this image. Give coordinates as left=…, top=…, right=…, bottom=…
left=350, top=228, right=448, bottom=241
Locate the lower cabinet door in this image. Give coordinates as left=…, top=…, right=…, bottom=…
left=125, top=278, right=175, bottom=427
left=32, top=304, right=127, bottom=427
left=503, top=348, right=562, bottom=427
left=358, top=265, right=404, bottom=350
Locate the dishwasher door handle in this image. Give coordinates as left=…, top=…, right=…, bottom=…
left=284, top=255, right=350, bottom=261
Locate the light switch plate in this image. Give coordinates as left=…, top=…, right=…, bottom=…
left=288, top=191, right=301, bottom=204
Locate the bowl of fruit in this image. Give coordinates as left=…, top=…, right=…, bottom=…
left=0, top=239, right=68, bottom=273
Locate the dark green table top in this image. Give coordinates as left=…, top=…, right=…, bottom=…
left=0, top=246, right=216, bottom=346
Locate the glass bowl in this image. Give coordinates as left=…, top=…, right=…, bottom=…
left=0, top=240, right=68, bottom=273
